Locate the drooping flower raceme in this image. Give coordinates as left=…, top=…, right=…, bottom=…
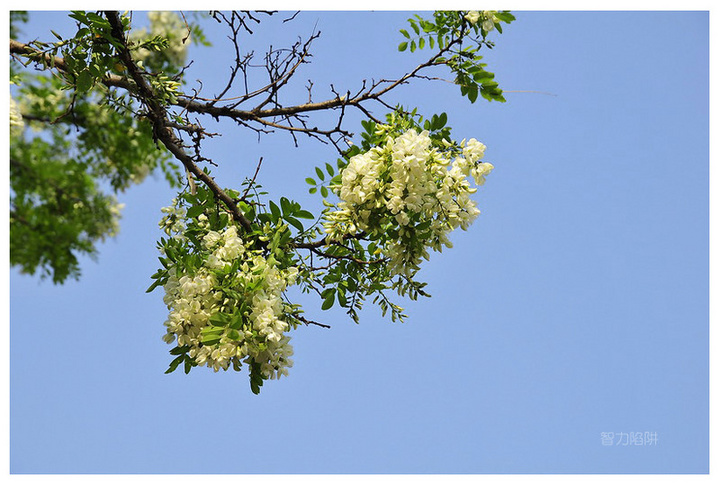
left=153, top=120, right=494, bottom=390
left=158, top=203, right=297, bottom=381
left=323, top=128, right=493, bottom=277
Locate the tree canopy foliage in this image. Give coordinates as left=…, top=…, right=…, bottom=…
left=10, top=10, right=515, bottom=393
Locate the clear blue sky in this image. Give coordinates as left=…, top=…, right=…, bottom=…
left=9, top=11, right=709, bottom=473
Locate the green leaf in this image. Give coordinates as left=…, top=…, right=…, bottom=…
left=269, top=200, right=281, bottom=220
left=418, top=37, right=425, bottom=49
left=305, top=177, right=316, bottom=185
left=320, top=186, right=329, bottom=198
left=416, top=220, right=432, bottom=232
left=200, top=326, right=223, bottom=346
left=437, top=112, right=447, bottom=129
left=209, top=313, right=229, bottom=326
left=399, top=29, right=410, bottom=39
left=345, top=145, right=361, bottom=157
left=495, top=11, right=516, bottom=22
left=473, top=70, right=494, bottom=82
left=186, top=205, right=204, bottom=218
left=314, top=166, right=325, bottom=181
left=285, top=217, right=303, bottom=232
left=250, top=378, right=262, bottom=394
left=201, top=336, right=221, bottom=346
left=410, top=40, right=416, bottom=52
left=295, top=209, right=314, bottom=219
left=337, top=287, right=348, bottom=307
left=145, top=279, right=162, bottom=293
left=85, top=12, right=105, bottom=24
left=325, top=163, right=335, bottom=177
left=229, top=312, right=244, bottom=330
left=249, top=363, right=264, bottom=395
left=398, top=42, right=408, bottom=52
left=467, top=83, right=479, bottom=103
left=165, top=355, right=184, bottom=374
left=74, top=27, right=90, bottom=39
left=169, top=346, right=187, bottom=356
left=76, top=69, right=93, bottom=93
left=280, top=196, right=292, bottom=216
left=321, top=290, right=336, bottom=310
left=69, top=11, right=87, bottom=23
left=410, top=20, right=420, bottom=35
left=201, top=325, right=223, bottom=336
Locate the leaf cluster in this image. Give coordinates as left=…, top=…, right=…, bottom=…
left=9, top=11, right=203, bottom=282
left=10, top=136, right=122, bottom=283
left=398, top=11, right=515, bottom=103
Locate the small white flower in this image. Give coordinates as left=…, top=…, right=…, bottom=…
left=463, top=138, right=486, bottom=163
left=465, top=11, right=481, bottom=25
left=482, top=11, right=499, bottom=32
left=395, top=211, right=410, bottom=226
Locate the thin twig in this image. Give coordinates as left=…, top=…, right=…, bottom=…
left=240, top=157, right=264, bottom=201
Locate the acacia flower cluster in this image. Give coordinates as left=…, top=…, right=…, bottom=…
left=159, top=198, right=186, bottom=237
left=159, top=203, right=297, bottom=380
left=324, top=128, right=493, bottom=276
left=465, top=10, right=501, bottom=32
left=9, top=95, right=24, bottom=134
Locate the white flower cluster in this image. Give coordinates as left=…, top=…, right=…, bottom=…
left=159, top=198, right=187, bottom=238
left=107, top=199, right=125, bottom=238
left=324, top=128, right=493, bottom=276
left=465, top=10, right=500, bottom=32
left=130, top=11, right=188, bottom=68
left=159, top=208, right=296, bottom=380
left=9, top=96, right=24, bottom=135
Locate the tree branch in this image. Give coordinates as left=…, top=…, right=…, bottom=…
left=10, top=39, right=133, bottom=91
left=295, top=315, right=331, bottom=329
left=102, top=11, right=253, bottom=233
left=12, top=14, right=462, bottom=151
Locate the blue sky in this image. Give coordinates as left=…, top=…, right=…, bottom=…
left=8, top=10, right=709, bottom=474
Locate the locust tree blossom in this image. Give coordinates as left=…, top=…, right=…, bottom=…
left=150, top=110, right=497, bottom=393
left=9, top=95, right=24, bottom=134
left=464, top=10, right=500, bottom=32
left=482, top=11, right=500, bottom=32
left=157, top=199, right=297, bottom=385
left=159, top=198, right=187, bottom=237
left=465, top=11, right=481, bottom=25
left=323, top=127, right=493, bottom=277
